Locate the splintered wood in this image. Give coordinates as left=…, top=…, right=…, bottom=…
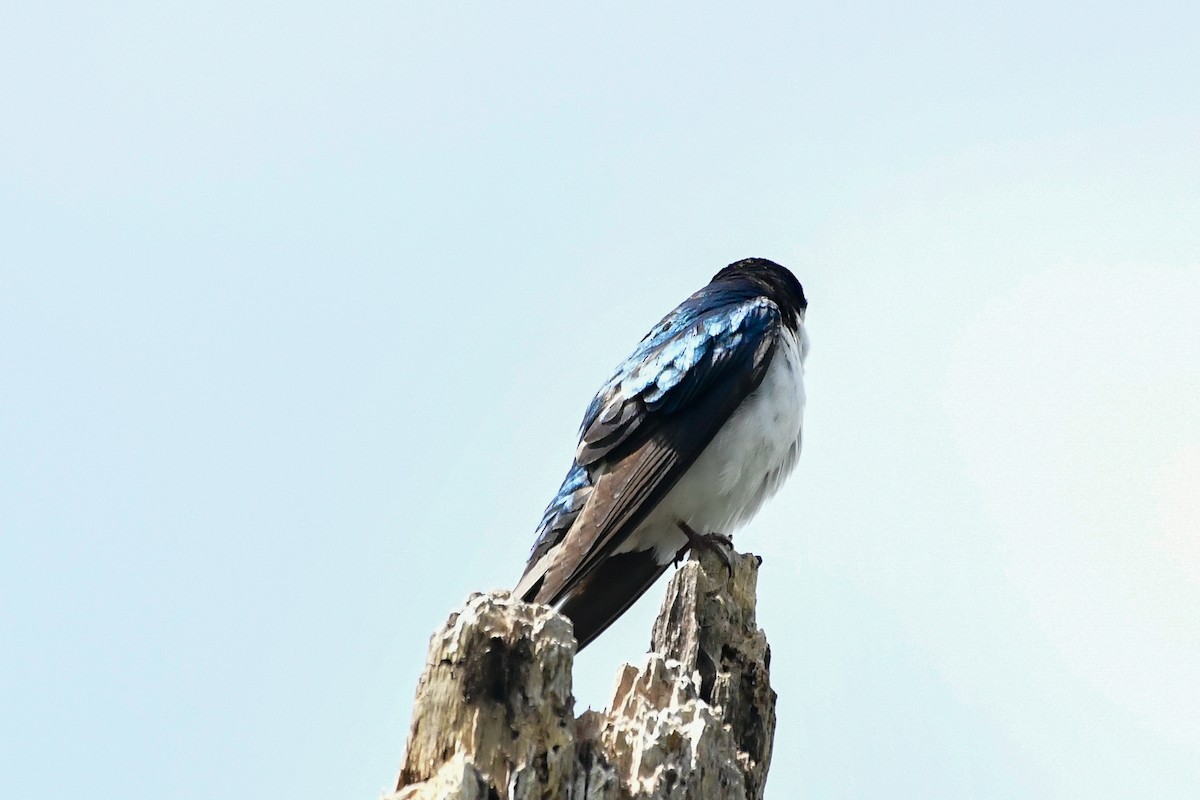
left=391, top=549, right=776, bottom=800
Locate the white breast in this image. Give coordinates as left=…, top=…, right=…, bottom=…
left=616, top=322, right=809, bottom=563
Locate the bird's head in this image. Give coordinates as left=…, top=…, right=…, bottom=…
left=712, top=258, right=807, bottom=326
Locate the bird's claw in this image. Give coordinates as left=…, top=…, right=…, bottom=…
left=676, top=520, right=734, bottom=576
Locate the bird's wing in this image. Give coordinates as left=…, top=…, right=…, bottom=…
left=516, top=296, right=781, bottom=607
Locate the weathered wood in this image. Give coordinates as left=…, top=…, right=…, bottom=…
left=394, top=592, right=578, bottom=799
left=650, top=549, right=776, bottom=800
left=390, top=548, right=777, bottom=800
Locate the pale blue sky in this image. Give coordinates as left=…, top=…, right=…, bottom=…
left=2, top=3, right=1198, bottom=799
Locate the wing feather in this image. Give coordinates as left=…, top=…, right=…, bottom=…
left=520, top=297, right=781, bottom=608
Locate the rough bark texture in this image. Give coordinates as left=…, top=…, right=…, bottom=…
left=389, top=548, right=776, bottom=800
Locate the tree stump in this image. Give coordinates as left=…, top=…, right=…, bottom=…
left=390, top=548, right=777, bottom=800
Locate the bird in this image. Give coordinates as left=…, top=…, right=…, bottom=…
left=514, top=257, right=809, bottom=650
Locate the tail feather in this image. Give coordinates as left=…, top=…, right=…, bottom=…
left=556, top=548, right=672, bottom=650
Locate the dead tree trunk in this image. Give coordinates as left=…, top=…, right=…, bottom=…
left=390, top=548, right=777, bottom=800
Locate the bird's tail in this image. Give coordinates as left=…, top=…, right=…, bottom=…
left=555, top=549, right=671, bottom=650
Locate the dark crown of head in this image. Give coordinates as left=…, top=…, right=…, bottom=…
left=712, top=258, right=807, bottom=324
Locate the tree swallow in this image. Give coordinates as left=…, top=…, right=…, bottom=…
left=515, top=258, right=809, bottom=650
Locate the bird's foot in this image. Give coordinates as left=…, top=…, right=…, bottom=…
left=675, top=520, right=734, bottom=575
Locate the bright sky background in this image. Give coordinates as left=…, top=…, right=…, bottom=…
left=2, top=3, right=1198, bottom=799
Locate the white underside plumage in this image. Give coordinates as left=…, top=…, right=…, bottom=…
left=611, top=321, right=809, bottom=565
